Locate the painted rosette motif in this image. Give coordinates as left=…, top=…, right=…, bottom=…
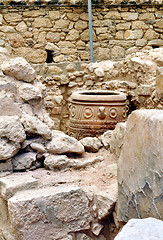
left=68, top=90, right=128, bottom=140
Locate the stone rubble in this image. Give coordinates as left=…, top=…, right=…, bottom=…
left=0, top=48, right=119, bottom=240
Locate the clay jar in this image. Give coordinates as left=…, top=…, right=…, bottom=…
left=68, top=90, right=128, bottom=140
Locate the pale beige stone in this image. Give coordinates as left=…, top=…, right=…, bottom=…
left=23, top=10, right=45, bottom=17
left=115, top=218, right=163, bottom=240
left=148, top=39, right=163, bottom=47
left=154, top=19, right=163, bottom=29
left=132, top=21, right=149, bottom=30
left=118, top=110, right=163, bottom=221
left=21, top=113, right=52, bottom=140
left=124, top=29, right=144, bottom=40
left=156, top=67, right=163, bottom=101
left=19, top=83, right=42, bottom=101
left=121, top=12, right=138, bottom=20
left=8, top=186, right=91, bottom=239
left=81, top=29, right=96, bottom=41
left=4, top=13, right=22, bottom=23
left=38, top=32, right=46, bottom=43
left=139, top=13, right=155, bottom=21
left=80, top=13, right=89, bottom=21
left=13, top=48, right=47, bottom=64
left=111, top=46, right=125, bottom=59
left=32, top=17, right=52, bottom=28
left=45, top=43, right=60, bottom=52
left=49, top=11, right=60, bottom=20
left=53, top=54, right=65, bottom=63
left=6, top=33, right=24, bottom=48
left=96, top=47, right=110, bottom=60
left=15, top=21, right=28, bottom=32
left=47, top=66, right=63, bottom=74
left=105, top=11, right=121, bottom=20
left=66, top=29, right=80, bottom=41
left=46, top=32, right=60, bottom=43
left=136, top=38, right=147, bottom=47
left=76, top=40, right=86, bottom=49
left=80, top=137, right=102, bottom=152
left=0, top=14, right=3, bottom=25
left=58, top=41, right=75, bottom=48
left=75, top=20, right=87, bottom=30
left=0, top=138, right=20, bottom=160
left=96, top=27, right=108, bottom=35
left=0, top=174, right=38, bottom=200
left=116, top=22, right=131, bottom=30
left=144, top=29, right=159, bottom=40
left=1, top=57, right=36, bottom=82
left=67, top=13, right=79, bottom=21
left=46, top=130, right=85, bottom=154
left=54, top=19, right=69, bottom=29
left=115, top=31, right=124, bottom=40
left=0, top=26, right=15, bottom=32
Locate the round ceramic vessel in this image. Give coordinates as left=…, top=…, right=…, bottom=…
left=68, top=90, right=128, bottom=140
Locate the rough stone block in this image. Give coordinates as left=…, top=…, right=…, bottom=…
left=0, top=174, right=38, bottom=200
left=8, top=186, right=91, bottom=240
left=117, top=110, right=163, bottom=221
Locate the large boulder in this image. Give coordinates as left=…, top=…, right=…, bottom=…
left=8, top=186, right=91, bottom=240
left=1, top=57, right=36, bottom=83
left=114, top=218, right=163, bottom=240
left=117, top=110, right=163, bottom=221
left=46, top=131, right=85, bottom=154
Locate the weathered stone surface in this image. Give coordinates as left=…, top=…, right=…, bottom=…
left=156, top=67, right=163, bottom=101
left=18, top=83, right=42, bottom=102
left=30, top=142, right=46, bottom=153
left=0, top=174, right=38, bottom=200
left=21, top=114, right=52, bottom=140
left=1, top=57, right=36, bottom=82
left=124, top=30, right=143, bottom=40
left=93, top=182, right=118, bottom=219
left=0, top=116, right=26, bottom=143
left=44, top=154, right=103, bottom=170
left=12, top=152, right=37, bottom=171
left=118, top=110, right=163, bottom=221
left=99, top=130, right=112, bottom=149
left=80, top=137, right=102, bottom=153
left=46, top=131, right=84, bottom=154
left=0, top=139, right=20, bottom=160
left=110, top=122, right=126, bottom=158
left=0, top=159, right=13, bottom=174
left=114, top=218, right=163, bottom=240
left=8, top=186, right=91, bottom=239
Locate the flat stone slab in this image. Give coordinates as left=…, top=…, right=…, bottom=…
left=0, top=174, right=38, bottom=200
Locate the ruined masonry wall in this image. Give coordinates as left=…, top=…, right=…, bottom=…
left=0, top=4, right=162, bottom=63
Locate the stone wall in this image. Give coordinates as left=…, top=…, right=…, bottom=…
left=33, top=47, right=163, bottom=132
left=0, top=3, right=162, bottom=64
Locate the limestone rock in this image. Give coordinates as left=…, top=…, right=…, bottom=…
left=30, top=142, right=46, bottom=153
left=1, top=57, right=36, bottom=82
left=0, top=96, right=21, bottom=117
left=21, top=114, right=52, bottom=140
left=80, top=137, right=102, bottom=152
left=114, top=218, right=163, bottom=240
left=94, top=183, right=118, bottom=219
left=0, top=139, right=20, bottom=160
left=8, top=186, right=91, bottom=239
left=46, top=131, right=85, bottom=154
left=44, top=154, right=103, bottom=170
left=18, top=83, right=42, bottom=102
left=99, top=130, right=113, bottom=149
left=0, top=116, right=26, bottom=143
left=109, top=122, right=126, bottom=158
left=0, top=159, right=13, bottom=174
left=12, top=152, right=37, bottom=171
left=118, top=110, right=163, bottom=221
left=0, top=174, right=38, bottom=200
